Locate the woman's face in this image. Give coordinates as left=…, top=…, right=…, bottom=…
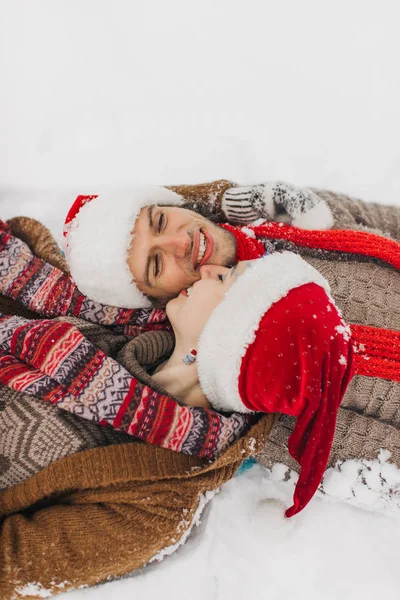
left=166, top=261, right=251, bottom=340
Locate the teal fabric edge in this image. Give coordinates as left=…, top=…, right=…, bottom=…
left=235, top=457, right=257, bottom=476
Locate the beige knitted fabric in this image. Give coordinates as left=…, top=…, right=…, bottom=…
left=257, top=408, right=400, bottom=474
left=314, top=188, right=400, bottom=241
left=342, top=375, right=400, bottom=427
left=303, top=254, right=400, bottom=331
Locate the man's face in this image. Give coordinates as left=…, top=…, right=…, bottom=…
left=127, top=206, right=236, bottom=304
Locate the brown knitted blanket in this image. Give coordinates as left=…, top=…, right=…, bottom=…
left=0, top=402, right=273, bottom=600
left=0, top=216, right=272, bottom=599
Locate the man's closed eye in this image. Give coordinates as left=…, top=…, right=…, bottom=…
left=157, top=212, right=166, bottom=233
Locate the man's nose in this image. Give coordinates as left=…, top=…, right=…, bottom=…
left=157, top=233, right=190, bottom=257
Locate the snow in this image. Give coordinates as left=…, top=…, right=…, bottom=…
left=63, top=465, right=400, bottom=600
left=1, top=1, right=400, bottom=598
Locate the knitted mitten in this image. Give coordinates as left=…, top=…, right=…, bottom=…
left=221, top=182, right=333, bottom=229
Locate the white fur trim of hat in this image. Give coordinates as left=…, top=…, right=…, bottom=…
left=63, top=186, right=183, bottom=308
left=196, top=252, right=331, bottom=413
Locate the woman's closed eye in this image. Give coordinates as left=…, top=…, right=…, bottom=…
left=218, top=265, right=237, bottom=283
left=154, top=254, right=162, bottom=279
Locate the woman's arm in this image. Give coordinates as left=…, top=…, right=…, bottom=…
left=0, top=220, right=167, bottom=333
left=0, top=314, right=250, bottom=460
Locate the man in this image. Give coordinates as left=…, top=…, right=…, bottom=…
left=62, top=179, right=400, bottom=308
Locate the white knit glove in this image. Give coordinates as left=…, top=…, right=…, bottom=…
left=221, top=182, right=333, bottom=230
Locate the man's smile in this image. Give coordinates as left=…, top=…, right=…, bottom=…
left=192, top=229, right=214, bottom=270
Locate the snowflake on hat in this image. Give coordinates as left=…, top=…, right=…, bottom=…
left=63, top=187, right=184, bottom=308
left=197, top=252, right=354, bottom=517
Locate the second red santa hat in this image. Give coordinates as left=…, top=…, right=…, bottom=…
left=197, top=252, right=354, bottom=517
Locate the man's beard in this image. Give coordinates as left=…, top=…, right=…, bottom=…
left=216, top=224, right=237, bottom=268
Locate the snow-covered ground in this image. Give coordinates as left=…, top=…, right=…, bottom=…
left=1, top=1, right=400, bottom=598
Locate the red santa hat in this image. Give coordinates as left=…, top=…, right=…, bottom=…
left=197, top=252, right=354, bottom=517
left=63, top=187, right=183, bottom=308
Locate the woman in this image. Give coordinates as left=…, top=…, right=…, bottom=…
left=0, top=218, right=398, bottom=517
left=152, top=252, right=355, bottom=517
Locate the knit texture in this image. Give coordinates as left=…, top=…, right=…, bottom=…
left=243, top=220, right=400, bottom=494
left=314, top=187, right=400, bottom=241
left=352, top=324, right=400, bottom=382
left=117, top=329, right=175, bottom=392
left=342, top=374, right=400, bottom=427
left=167, top=179, right=233, bottom=221
left=301, top=255, right=400, bottom=331
left=0, top=413, right=275, bottom=599
left=0, top=386, right=134, bottom=491
left=0, top=218, right=167, bottom=332
left=0, top=217, right=68, bottom=320
left=0, top=314, right=161, bottom=490
left=252, top=222, right=400, bottom=270
left=0, top=314, right=251, bottom=461
left=257, top=408, right=400, bottom=475
left=0, top=219, right=252, bottom=463
left=8, top=216, right=70, bottom=273
left=222, top=182, right=333, bottom=229
left=170, top=180, right=400, bottom=240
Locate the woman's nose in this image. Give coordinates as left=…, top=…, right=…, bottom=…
left=199, top=264, right=218, bottom=279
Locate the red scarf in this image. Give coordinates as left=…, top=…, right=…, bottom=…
left=221, top=222, right=400, bottom=383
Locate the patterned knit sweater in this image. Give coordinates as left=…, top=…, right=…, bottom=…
left=0, top=217, right=253, bottom=462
